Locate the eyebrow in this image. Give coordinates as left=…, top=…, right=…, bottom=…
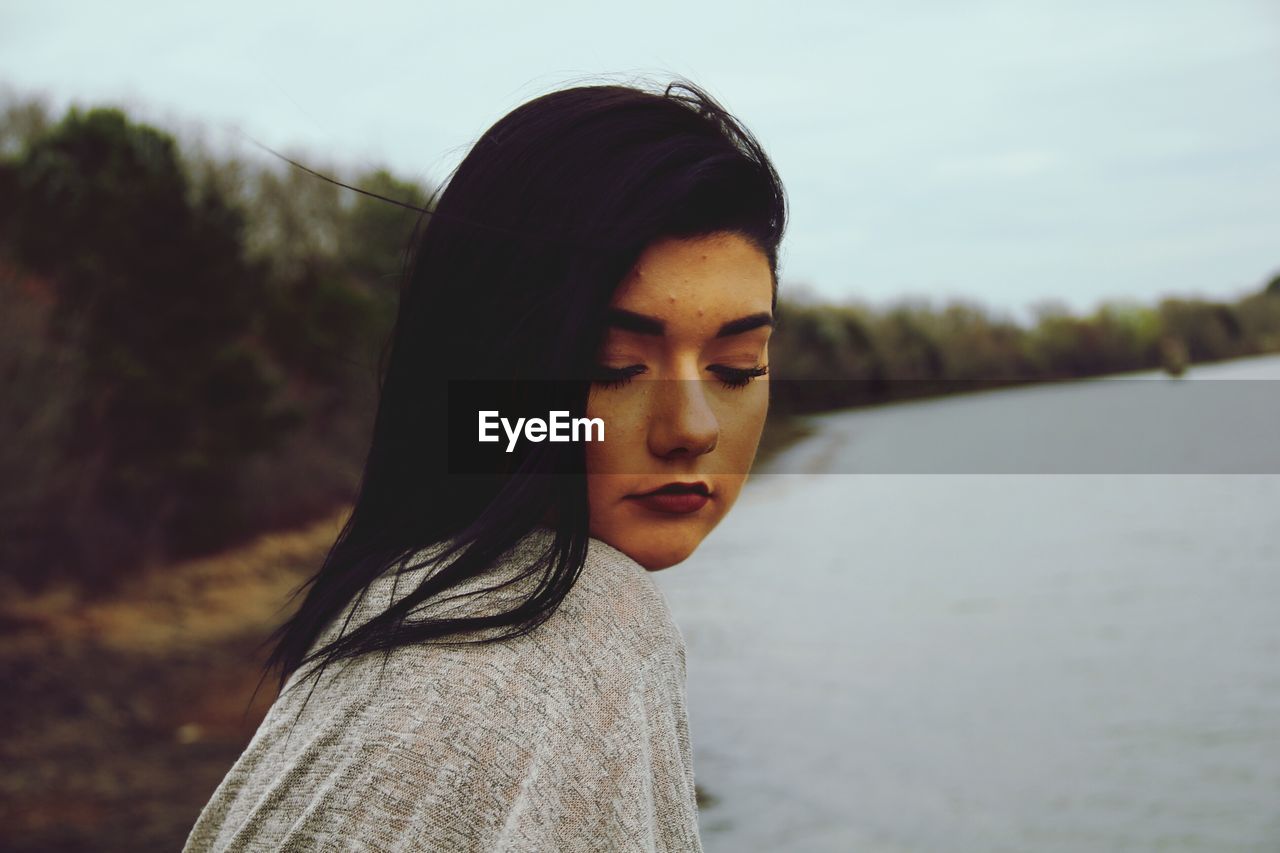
left=605, top=308, right=775, bottom=338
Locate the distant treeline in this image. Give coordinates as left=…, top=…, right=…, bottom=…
left=2, top=93, right=1277, bottom=593
left=768, top=278, right=1280, bottom=414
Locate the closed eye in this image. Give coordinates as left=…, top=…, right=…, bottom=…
left=708, top=364, right=768, bottom=389
left=592, top=364, right=768, bottom=390
left=592, top=364, right=647, bottom=389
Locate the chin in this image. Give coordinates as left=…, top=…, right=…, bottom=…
left=591, top=514, right=718, bottom=571
left=617, top=530, right=704, bottom=571
left=633, top=549, right=692, bottom=572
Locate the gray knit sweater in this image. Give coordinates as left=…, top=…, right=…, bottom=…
left=183, top=528, right=703, bottom=852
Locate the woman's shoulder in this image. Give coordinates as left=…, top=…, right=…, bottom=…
left=559, top=534, right=686, bottom=660
left=293, top=527, right=685, bottom=697
left=428, top=529, right=686, bottom=683
left=183, top=530, right=696, bottom=852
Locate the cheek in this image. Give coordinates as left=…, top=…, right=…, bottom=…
left=718, top=387, right=769, bottom=454
left=584, top=392, right=647, bottom=476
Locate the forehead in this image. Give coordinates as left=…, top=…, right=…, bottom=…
left=609, top=232, right=774, bottom=327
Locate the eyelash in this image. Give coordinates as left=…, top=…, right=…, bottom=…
left=592, top=364, right=768, bottom=391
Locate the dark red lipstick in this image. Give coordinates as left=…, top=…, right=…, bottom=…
left=626, top=481, right=711, bottom=515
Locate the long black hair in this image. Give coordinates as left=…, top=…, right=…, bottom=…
left=257, top=77, right=787, bottom=708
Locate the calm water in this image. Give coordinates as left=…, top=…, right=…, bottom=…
left=653, top=353, right=1280, bottom=852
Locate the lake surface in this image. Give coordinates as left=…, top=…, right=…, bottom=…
left=652, top=353, right=1280, bottom=852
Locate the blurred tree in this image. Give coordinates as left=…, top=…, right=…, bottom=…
left=180, top=148, right=438, bottom=534
left=770, top=300, right=888, bottom=412
left=0, top=89, right=52, bottom=158
left=1028, top=299, right=1110, bottom=376
left=1157, top=298, right=1245, bottom=363
left=0, top=263, right=86, bottom=586
left=245, top=156, right=346, bottom=279
left=928, top=299, right=1031, bottom=381
left=1089, top=300, right=1163, bottom=370
left=339, top=167, right=431, bottom=286
left=5, top=107, right=301, bottom=585
left=874, top=302, right=945, bottom=386
left=1237, top=275, right=1280, bottom=351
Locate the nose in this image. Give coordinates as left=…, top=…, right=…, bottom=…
left=647, top=375, right=719, bottom=458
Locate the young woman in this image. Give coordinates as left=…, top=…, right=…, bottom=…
left=184, top=78, right=786, bottom=852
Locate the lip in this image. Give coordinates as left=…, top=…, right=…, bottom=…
left=631, top=481, right=711, bottom=498
left=626, top=481, right=712, bottom=515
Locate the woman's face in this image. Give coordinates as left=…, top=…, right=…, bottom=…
left=585, top=231, right=774, bottom=570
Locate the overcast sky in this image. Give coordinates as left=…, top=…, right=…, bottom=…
left=4, top=0, right=1278, bottom=324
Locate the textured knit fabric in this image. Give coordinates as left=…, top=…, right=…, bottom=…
left=182, top=528, right=703, bottom=853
